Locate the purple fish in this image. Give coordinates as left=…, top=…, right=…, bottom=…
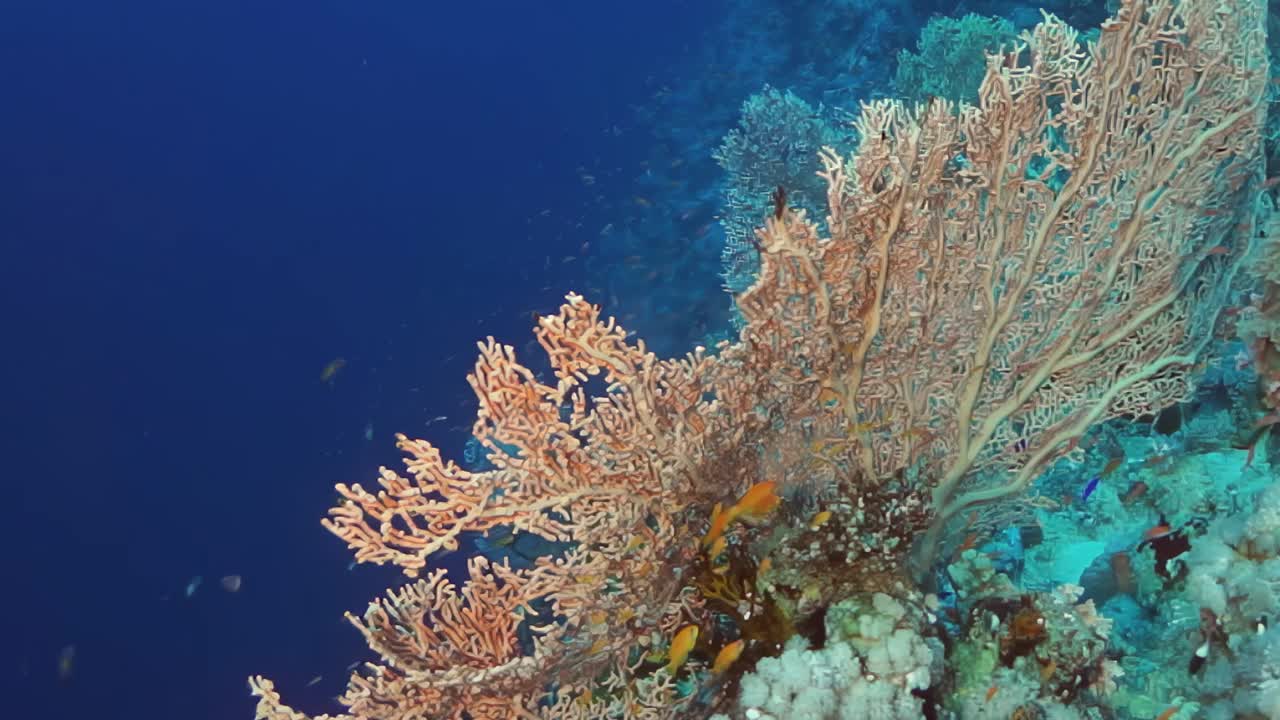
left=1081, top=476, right=1101, bottom=502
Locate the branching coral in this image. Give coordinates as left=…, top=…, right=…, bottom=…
left=249, top=0, right=1270, bottom=717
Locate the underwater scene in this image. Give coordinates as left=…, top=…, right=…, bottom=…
left=6, top=0, right=1280, bottom=718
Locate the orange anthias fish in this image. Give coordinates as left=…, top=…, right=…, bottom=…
left=707, top=534, right=727, bottom=560
left=666, top=625, right=699, bottom=674
left=702, top=502, right=739, bottom=547
left=702, top=481, right=782, bottom=546
left=734, top=481, right=781, bottom=522
left=711, top=639, right=745, bottom=674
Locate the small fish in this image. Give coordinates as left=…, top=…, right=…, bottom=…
left=757, top=557, right=773, bottom=578
left=1204, top=244, right=1231, bottom=255
left=702, top=502, right=735, bottom=547
left=220, top=575, right=243, bottom=593
left=808, top=510, right=832, bottom=531
left=185, top=575, right=203, bottom=598
left=985, top=684, right=999, bottom=702
left=1155, top=707, right=1179, bottom=720
left=320, top=357, right=346, bottom=384
left=711, top=639, right=744, bottom=674
left=665, top=625, right=698, bottom=674
left=1080, top=476, right=1101, bottom=502
left=954, top=531, right=982, bottom=558
left=704, top=482, right=782, bottom=544
left=734, top=481, right=781, bottom=522
left=57, top=644, right=76, bottom=681
left=707, top=535, right=727, bottom=560
left=1121, top=480, right=1148, bottom=504
left=363, top=422, right=373, bottom=442
left=1110, top=552, right=1134, bottom=595
left=771, top=185, right=787, bottom=220
left=1188, top=639, right=1209, bottom=674
left=483, top=531, right=516, bottom=549
left=1100, top=456, right=1124, bottom=477
left=306, top=675, right=323, bottom=687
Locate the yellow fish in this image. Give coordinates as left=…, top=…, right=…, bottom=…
left=623, top=535, right=646, bottom=554
left=711, top=639, right=745, bottom=674
left=319, top=357, right=346, bottom=384
left=666, top=625, right=699, bottom=673
left=809, top=510, right=832, bottom=531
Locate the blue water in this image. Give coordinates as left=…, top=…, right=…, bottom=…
left=1, top=2, right=717, bottom=717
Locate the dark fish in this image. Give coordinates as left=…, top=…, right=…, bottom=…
left=771, top=185, right=787, bottom=220
left=1080, top=476, right=1101, bottom=502
left=1188, top=640, right=1209, bottom=674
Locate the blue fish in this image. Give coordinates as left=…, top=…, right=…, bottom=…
left=1081, top=476, right=1101, bottom=502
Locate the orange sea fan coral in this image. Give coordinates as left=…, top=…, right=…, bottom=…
left=251, top=0, right=1270, bottom=716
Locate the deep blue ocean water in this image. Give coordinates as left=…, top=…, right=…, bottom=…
left=2, top=2, right=718, bottom=717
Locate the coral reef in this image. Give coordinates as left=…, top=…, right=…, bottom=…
left=893, top=14, right=1018, bottom=104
